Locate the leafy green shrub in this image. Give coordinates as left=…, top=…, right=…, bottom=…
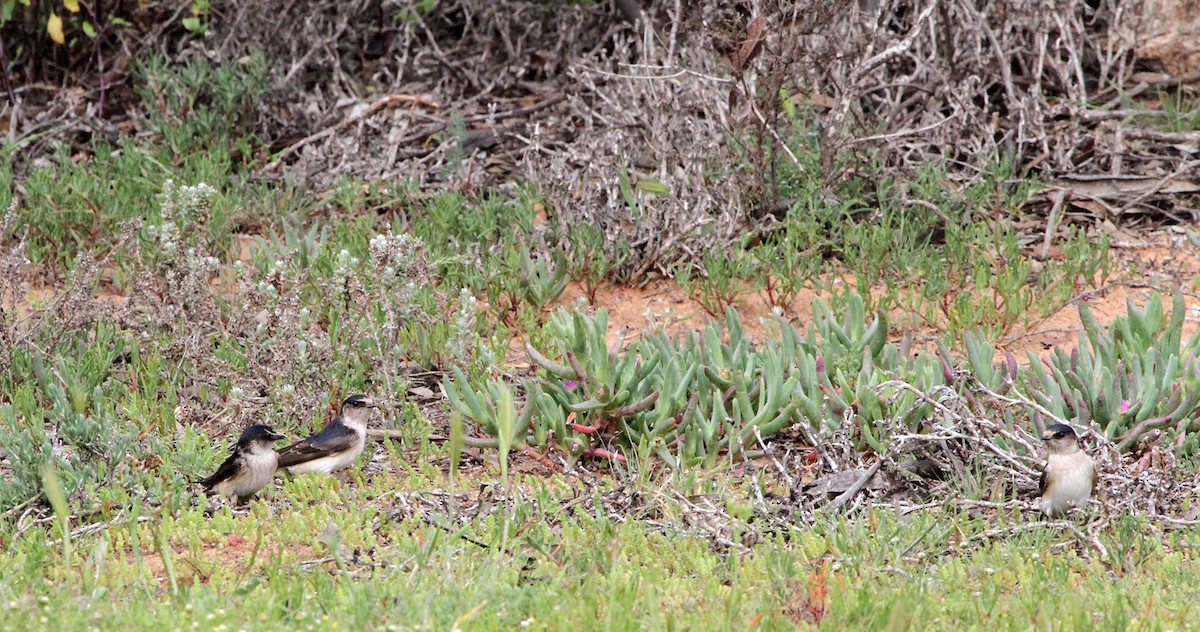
left=564, top=223, right=626, bottom=305
left=676, top=242, right=758, bottom=318
left=0, top=331, right=140, bottom=512
left=134, top=54, right=269, bottom=157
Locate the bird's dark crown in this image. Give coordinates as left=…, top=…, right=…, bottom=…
left=343, top=394, right=376, bottom=409
left=1043, top=423, right=1077, bottom=439
left=239, top=424, right=286, bottom=443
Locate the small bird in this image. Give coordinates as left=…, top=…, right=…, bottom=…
left=1038, top=423, right=1098, bottom=517
left=198, top=424, right=287, bottom=502
left=277, top=395, right=377, bottom=475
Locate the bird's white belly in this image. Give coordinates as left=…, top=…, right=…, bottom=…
left=215, top=451, right=278, bottom=499
left=1040, top=452, right=1095, bottom=515
left=284, top=437, right=365, bottom=474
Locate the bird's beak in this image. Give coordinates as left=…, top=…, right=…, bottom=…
left=1040, top=430, right=1054, bottom=441
left=268, top=430, right=287, bottom=441
left=365, top=399, right=378, bottom=408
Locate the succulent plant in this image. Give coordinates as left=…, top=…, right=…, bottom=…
left=443, top=292, right=1200, bottom=468
left=1026, top=291, right=1200, bottom=452
left=443, top=368, right=535, bottom=449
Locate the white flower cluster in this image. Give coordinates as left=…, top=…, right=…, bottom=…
left=456, top=288, right=477, bottom=325
left=296, top=339, right=310, bottom=367
left=182, top=247, right=220, bottom=274
left=255, top=280, right=278, bottom=300
left=157, top=179, right=216, bottom=223
left=334, top=248, right=360, bottom=280
left=447, top=288, right=492, bottom=369
left=144, top=220, right=181, bottom=259
left=369, top=231, right=424, bottom=289
left=148, top=180, right=217, bottom=262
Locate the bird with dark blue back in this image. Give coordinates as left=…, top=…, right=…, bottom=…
left=199, top=424, right=288, bottom=502
left=277, top=395, right=377, bottom=475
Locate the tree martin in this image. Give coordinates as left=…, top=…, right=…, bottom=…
left=1039, top=423, right=1098, bottom=518
left=277, top=394, right=377, bottom=475
left=199, top=424, right=287, bottom=502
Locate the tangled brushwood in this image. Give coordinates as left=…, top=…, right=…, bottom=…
left=5, top=0, right=1197, bottom=283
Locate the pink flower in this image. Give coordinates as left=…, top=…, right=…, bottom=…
left=1120, top=400, right=1132, bottom=414
left=563, top=380, right=578, bottom=390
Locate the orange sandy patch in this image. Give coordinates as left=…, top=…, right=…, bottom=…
left=136, top=534, right=322, bottom=585
left=529, top=229, right=1200, bottom=363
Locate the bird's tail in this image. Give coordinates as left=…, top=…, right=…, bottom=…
left=188, top=474, right=215, bottom=489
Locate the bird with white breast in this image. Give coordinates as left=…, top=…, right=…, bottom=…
left=277, top=394, right=378, bottom=475
left=1038, top=423, right=1098, bottom=518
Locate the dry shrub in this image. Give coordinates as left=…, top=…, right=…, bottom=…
left=522, top=0, right=1181, bottom=280
left=744, top=0, right=1138, bottom=179
left=7, top=0, right=1195, bottom=282
left=525, top=8, right=754, bottom=282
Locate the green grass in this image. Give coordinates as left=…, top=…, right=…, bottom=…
left=1, top=466, right=1197, bottom=631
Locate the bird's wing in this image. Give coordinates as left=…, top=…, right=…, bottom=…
left=1038, top=466, right=1049, bottom=497
left=277, top=422, right=359, bottom=467
left=198, top=453, right=243, bottom=489
left=1089, top=461, right=1098, bottom=492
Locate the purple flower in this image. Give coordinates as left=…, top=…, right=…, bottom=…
left=1120, top=400, right=1132, bottom=414
left=563, top=380, right=578, bottom=390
